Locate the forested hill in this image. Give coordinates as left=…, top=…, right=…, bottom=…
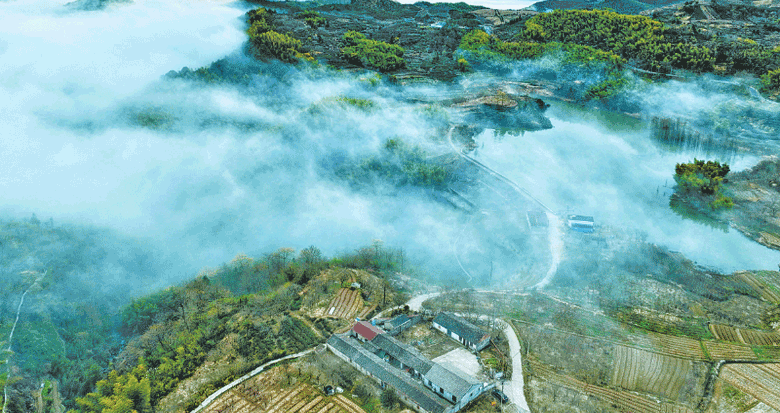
left=0, top=222, right=410, bottom=412
left=0, top=217, right=172, bottom=412
left=72, top=245, right=409, bottom=413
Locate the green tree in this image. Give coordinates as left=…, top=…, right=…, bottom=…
left=380, top=388, right=398, bottom=408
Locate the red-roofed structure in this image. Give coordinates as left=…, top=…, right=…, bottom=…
left=351, top=321, right=384, bottom=342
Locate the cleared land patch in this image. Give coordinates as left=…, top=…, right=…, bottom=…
left=610, top=346, right=691, bottom=400
left=720, top=363, right=780, bottom=410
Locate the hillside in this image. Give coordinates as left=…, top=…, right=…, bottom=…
left=67, top=246, right=408, bottom=413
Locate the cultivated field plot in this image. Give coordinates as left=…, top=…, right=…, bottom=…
left=710, top=324, right=780, bottom=346
left=720, top=363, right=780, bottom=410
left=702, top=340, right=757, bottom=361
left=528, top=358, right=695, bottom=413
left=737, top=271, right=780, bottom=304
left=326, top=288, right=363, bottom=320
left=203, top=381, right=367, bottom=413
left=610, top=346, right=690, bottom=400
left=648, top=333, right=707, bottom=360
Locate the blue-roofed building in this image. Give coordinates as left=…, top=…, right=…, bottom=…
left=567, top=214, right=594, bottom=233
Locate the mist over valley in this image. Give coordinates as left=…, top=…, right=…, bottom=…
left=2, top=0, right=780, bottom=411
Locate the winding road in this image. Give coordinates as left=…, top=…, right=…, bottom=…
left=446, top=127, right=564, bottom=289
left=3, top=270, right=46, bottom=413
left=407, top=291, right=530, bottom=413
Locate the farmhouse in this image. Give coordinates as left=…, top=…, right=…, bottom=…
left=567, top=214, right=594, bottom=233
left=422, top=364, right=484, bottom=410
left=432, top=312, right=491, bottom=353
left=327, top=322, right=490, bottom=413
left=350, top=320, right=385, bottom=342
left=327, top=334, right=452, bottom=413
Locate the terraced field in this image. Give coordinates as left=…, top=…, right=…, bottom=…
left=610, top=346, right=690, bottom=400
left=720, top=363, right=780, bottom=410
left=326, top=288, right=363, bottom=320
left=528, top=357, right=695, bottom=413
left=203, top=381, right=367, bottom=413
left=710, top=324, right=780, bottom=346
left=737, top=271, right=780, bottom=304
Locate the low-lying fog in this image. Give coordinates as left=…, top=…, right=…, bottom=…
left=2, top=0, right=778, bottom=292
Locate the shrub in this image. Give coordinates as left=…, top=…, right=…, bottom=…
left=297, top=10, right=327, bottom=28
left=340, top=31, right=405, bottom=72
left=250, top=31, right=303, bottom=63
left=675, top=159, right=730, bottom=195
left=456, top=57, right=472, bottom=72
left=762, top=68, right=780, bottom=93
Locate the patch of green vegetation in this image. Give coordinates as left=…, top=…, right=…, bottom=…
left=714, top=36, right=778, bottom=75
left=132, top=108, right=177, bottom=131
left=296, top=10, right=327, bottom=28
left=721, top=382, right=756, bottom=410
left=340, top=31, right=405, bottom=73
left=459, top=29, right=628, bottom=99
left=585, top=76, right=629, bottom=101
left=674, top=159, right=733, bottom=210
left=752, top=345, right=780, bottom=361
left=246, top=8, right=311, bottom=64
left=413, top=1, right=485, bottom=12
left=610, top=307, right=713, bottom=340
left=520, top=9, right=714, bottom=73
left=337, top=138, right=451, bottom=189
left=308, top=95, right=377, bottom=113
left=762, top=67, right=780, bottom=94
left=456, top=57, right=472, bottom=72
left=251, top=30, right=304, bottom=63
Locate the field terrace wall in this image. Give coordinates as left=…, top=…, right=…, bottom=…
left=432, top=312, right=491, bottom=352
left=327, top=334, right=453, bottom=413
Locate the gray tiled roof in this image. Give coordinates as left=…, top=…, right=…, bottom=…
left=328, top=335, right=451, bottom=413
left=432, top=312, right=489, bottom=345
left=386, top=314, right=410, bottom=329
left=372, top=334, right=434, bottom=375
left=424, top=363, right=481, bottom=400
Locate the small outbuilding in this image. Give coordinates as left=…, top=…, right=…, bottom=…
left=567, top=215, right=594, bottom=233
left=432, top=313, right=491, bottom=353
left=351, top=321, right=385, bottom=342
